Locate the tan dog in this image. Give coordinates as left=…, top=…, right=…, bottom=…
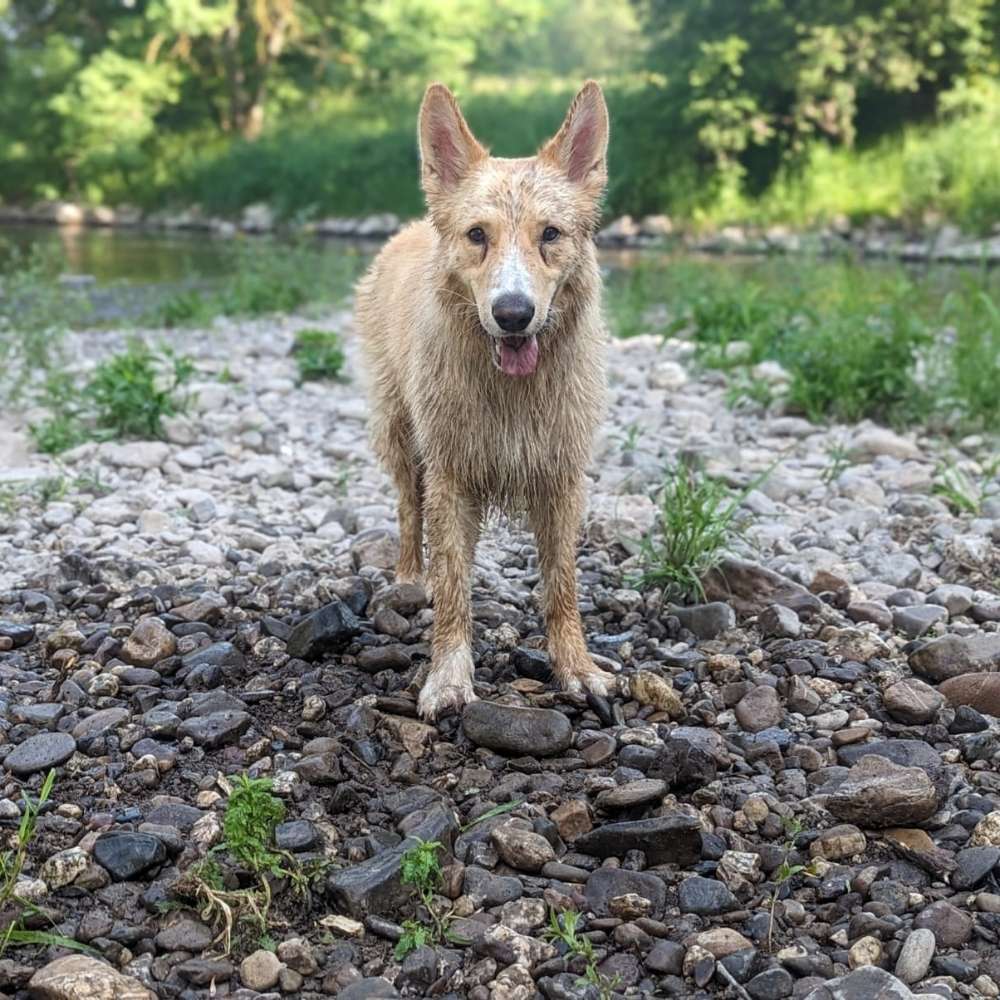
left=355, top=81, right=612, bottom=720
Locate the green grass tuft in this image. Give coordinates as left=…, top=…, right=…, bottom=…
left=638, top=462, right=746, bottom=602
left=292, top=329, right=345, bottom=382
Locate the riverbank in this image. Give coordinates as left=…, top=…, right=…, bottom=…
left=4, top=201, right=1000, bottom=265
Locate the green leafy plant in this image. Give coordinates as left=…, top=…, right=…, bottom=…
left=222, top=776, right=286, bottom=877
left=394, top=838, right=460, bottom=959
left=0, top=770, right=91, bottom=956
left=292, top=328, right=345, bottom=382
left=173, top=774, right=330, bottom=955
left=29, top=341, right=195, bottom=454
left=638, top=461, right=746, bottom=601
left=544, top=907, right=620, bottom=1000
left=88, top=339, right=194, bottom=439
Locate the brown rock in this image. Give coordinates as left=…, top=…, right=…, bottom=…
left=550, top=800, right=592, bottom=841
left=734, top=686, right=783, bottom=733
left=910, top=634, right=1000, bottom=682
left=120, top=617, right=176, bottom=668
left=883, top=677, right=944, bottom=724
left=940, top=672, right=1000, bottom=716
left=810, top=824, right=867, bottom=861
left=827, top=754, right=937, bottom=827
left=28, top=955, right=154, bottom=999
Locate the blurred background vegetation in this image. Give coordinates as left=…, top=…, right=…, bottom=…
left=1, top=0, right=999, bottom=231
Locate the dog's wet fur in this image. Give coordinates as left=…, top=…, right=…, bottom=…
left=355, top=81, right=613, bottom=719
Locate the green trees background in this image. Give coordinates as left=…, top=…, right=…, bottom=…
left=1, top=0, right=998, bottom=228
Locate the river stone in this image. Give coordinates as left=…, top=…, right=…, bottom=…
left=71, top=707, right=130, bottom=742
left=882, top=678, right=943, bottom=724
left=286, top=599, right=362, bottom=659
left=462, top=702, right=571, bottom=757
left=803, top=966, right=915, bottom=1000
left=677, top=875, right=737, bottom=915
left=4, top=732, right=76, bottom=776
left=892, top=604, right=947, bottom=639
left=894, top=928, right=935, bottom=984
left=490, top=822, right=556, bottom=873
left=827, top=755, right=937, bottom=827
left=951, top=845, right=1000, bottom=890
left=155, top=918, right=215, bottom=952
left=909, top=633, right=1000, bottom=682
left=240, top=949, right=282, bottom=991
left=939, top=672, right=1000, bottom=716
left=585, top=867, right=666, bottom=918
left=836, top=739, right=944, bottom=791
left=177, top=710, right=251, bottom=749
left=0, top=620, right=35, bottom=648
left=120, top=617, right=176, bottom=668
left=28, top=955, right=155, bottom=999
left=701, top=557, right=822, bottom=616
left=735, top=686, right=783, bottom=732
left=574, top=814, right=701, bottom=866
left=671, top=602, right=735, bottom=639
left=595, top=778, right=666, bottom=810
left=809, top=824, right=867, bottom=861
left=93, top=832, right=167, bottom=881
left=338, top=980, right=400, bottom=1000
left=912, top=899, right=973, bottom=948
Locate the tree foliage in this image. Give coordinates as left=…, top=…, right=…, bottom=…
left=0, top=0, right=998, bottom=218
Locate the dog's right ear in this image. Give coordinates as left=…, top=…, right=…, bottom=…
left=418, top=84, right=487, bottom=200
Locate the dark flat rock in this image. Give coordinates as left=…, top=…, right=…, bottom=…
left=574, top=814, right=701, bottom=866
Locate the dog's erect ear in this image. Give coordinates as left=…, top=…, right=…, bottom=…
left=418, top=84, right=487, bottom=198
left=539, top=81, right=609, bottom=193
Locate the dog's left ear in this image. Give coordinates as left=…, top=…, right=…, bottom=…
left=540, top=81, right=609, bottom=195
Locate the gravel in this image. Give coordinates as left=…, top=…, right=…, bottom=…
left=0, top=305, right=998, bottom=997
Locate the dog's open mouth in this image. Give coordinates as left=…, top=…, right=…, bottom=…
left=492, top=334, right=539, bottom=377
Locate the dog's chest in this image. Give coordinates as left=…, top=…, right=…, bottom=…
left=413, top=370, right=594, bottom=499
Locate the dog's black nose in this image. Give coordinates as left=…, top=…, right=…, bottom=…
left=492, top=294, right=535, bottom=333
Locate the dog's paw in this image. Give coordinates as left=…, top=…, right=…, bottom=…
left=418, top=646, right=476, bottom=721
left=418, top=681, right=478, bottom=721
left=562, top=665, right=617, bottom=699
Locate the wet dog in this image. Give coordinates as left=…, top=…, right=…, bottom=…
left=355, top=81, right=612, bottom=719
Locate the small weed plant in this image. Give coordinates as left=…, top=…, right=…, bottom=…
left=544, top=907, right=621, bottom=1000
left=174, top=774, right=325, bottom=954
left=0, top=770, right=89, bottom=955
left=767, top=817, right=821, bottom=953
left=394, top=838, right=460, bottom=960
left=223, top=775, right=287, bottom=877
left=292, top=329, right=345, bottom=381
left=638, top=462, right=746, bottom=602
left=30, top=340, right=194, bottom=454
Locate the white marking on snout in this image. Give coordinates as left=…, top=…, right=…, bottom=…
left=490, top=244, right=531, bottom=304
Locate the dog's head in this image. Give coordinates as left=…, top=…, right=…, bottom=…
left=418, top=81, right=609, bottom=377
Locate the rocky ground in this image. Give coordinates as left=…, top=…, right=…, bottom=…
left=0, top=304, right=999, bottom=1000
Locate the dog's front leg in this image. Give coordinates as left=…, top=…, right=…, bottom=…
left=419, top=470, right=481, bottom=720
left=532, top=480, right=614, bottom=698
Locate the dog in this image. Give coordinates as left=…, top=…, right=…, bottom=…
left=355, top=81, right=612, bottom=720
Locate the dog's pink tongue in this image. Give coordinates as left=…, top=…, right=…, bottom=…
left=499, top=336, right=539, bottom=377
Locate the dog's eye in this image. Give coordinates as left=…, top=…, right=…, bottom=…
left=542, top=226, right=560, bottom=243
left=467, top=227, right=486, bottom=245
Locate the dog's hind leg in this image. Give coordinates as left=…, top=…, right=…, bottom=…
left=418, top=469, right=481, bottom=720
left=532, top=480, right=615, bottom=698
left=373, top=408, right=425, bottom=584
